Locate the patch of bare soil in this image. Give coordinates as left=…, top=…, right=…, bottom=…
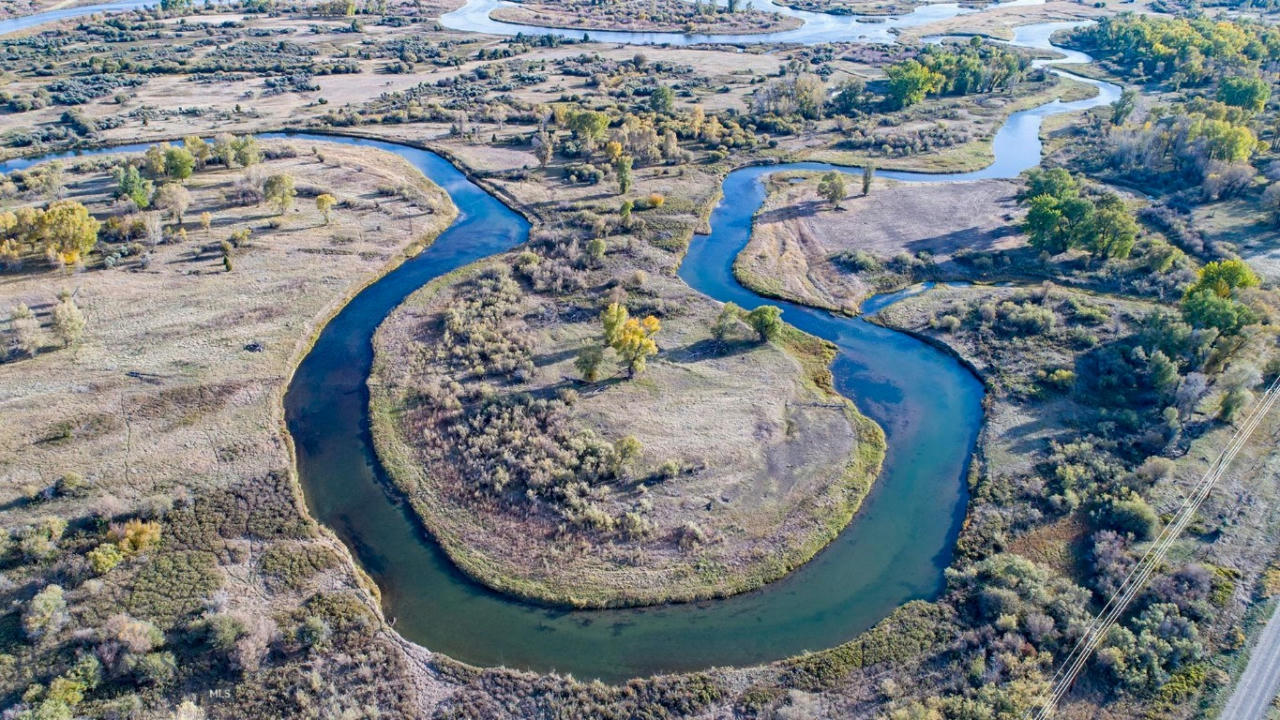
left=736, top=174, right=1024, bottom=312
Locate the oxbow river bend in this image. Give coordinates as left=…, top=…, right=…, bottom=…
left=1, top=3, right=1120, bottom=681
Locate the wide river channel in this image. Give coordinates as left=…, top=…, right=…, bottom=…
left=1, top=3, right=1119, bottom=681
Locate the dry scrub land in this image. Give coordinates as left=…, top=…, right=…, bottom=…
left=369, top=248, right=884, bottom=608
left=0, top=141, right=457, bottom=716
left=874, top=284, right=1280, bottom=707
left=491, top=0, right=802, bottom=34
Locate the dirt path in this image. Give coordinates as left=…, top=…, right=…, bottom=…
left=1222, top=604, right=1280, bottom=720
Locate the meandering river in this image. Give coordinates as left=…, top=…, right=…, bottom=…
left=0, top=2, right=1120, bottom=682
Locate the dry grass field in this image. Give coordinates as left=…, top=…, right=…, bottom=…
left=735, top=173, right=1025, bottom=312
left=0, top=141, right=456, bottom=710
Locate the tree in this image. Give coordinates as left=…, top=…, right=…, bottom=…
left=38, top=201, right=99, bottom=266
left=231, top=135, right=262, bottom=167
left=143, top=144, right=168, bottom=178
left=586, top=236, right=606, bottom=265
left=711, top=302, right=741, bottom=342
left=184, top=135, right=211, bottom=168
left=316, top=194, right=337, bottom=224
left=885, top=60, right=944, bottom=109
left=52, top=289, right=85, bottom=347
left=1181, top=289, right=1257, bottom=335
left=533, top=129, right=553, bottom=168
left=163, top=146, right=195, bottom=181
left=213, top=133, right=236, bottom=167
left=746, top=305, right=783, bottom=342
left=1018, top=167, right=1078, bottom=203
left=1088, top=204, right=1139, bottom=260
left=602, top=302, right=629, bottom=347
left=862, top=163, right=874, bottom=196
left=574, top=343, right=605, bottom=382
left=649, top=86, right=675, bottom=115
left=1186, top=259, right=1259, bottom=299
left=113, top=164, right=153, bottom=209
left=153, top=183, right=192, bottom=227
left=817, top=171, right=846, bottom=209
left=1023, top=195, right=1069, bottom=254
left=263, top=174, right=296, bottom=215
left=614, top=316, right=660, bottom=377
left=615, top=155, right=633, bottom=195
left=200, top=211, right=212, bottom=236
left=566, top=110, right=610, bottom=152
left=1218, top=75, right=1270, bottom=113
left=1111, top=88, right=1137, bottom=126
left=8, top=303, right=43, bottom=358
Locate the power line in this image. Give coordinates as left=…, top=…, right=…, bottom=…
left=1029, top=376, right=1280, bottom=719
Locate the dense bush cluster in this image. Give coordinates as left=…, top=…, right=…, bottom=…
left=394, top=267, right=649, bottom=533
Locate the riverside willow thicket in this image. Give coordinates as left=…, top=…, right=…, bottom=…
left=1, top=1, right=1279, bottom=719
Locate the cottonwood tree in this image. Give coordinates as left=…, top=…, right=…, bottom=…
left=153, top=183, right=192, bottom=227
left=533, top=129, right=554, bottom=168
left=38, top=200, right=100, bottom=266
left=52, top=289, right=85, bottom=347
left=263, top=174, right=296, bottom=215
left=817, top=171, right=846, bottom=209
left=316, top=194, right=337, bottom=224
left=614, top=315, right=660, bottom=377
left=712, top=302, right=742, bottom=342
left=574, top=343, right=605, bottom=382
left=615, top=155, right=633, bottom=195
left=746, top=305, right=783, bottom=342
left=164, top=146, right=195, bottom=182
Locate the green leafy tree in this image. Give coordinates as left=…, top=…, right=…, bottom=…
left=113, top=164, right=153, bottom=209
left=1218, top=75, right=1271, bottom=112
left=163, top=146, right=195, bottom=181
left=263, top=174, right=297, bottom=215
left=711, top=302, right=741, bottom=342
left=574, top=343, right=605, bottom=382
left=183, top=135, right=211, bottom=168
left=1181, top=289, right=1257, bottom=335
left=885, top=60, right=944, bottom=109
left=649, top=86, right=675, bottom=115
left=586, top=236, right=606, bottom=265
left=1088, top=204, right=1139, bottom=259
left=567, top=110, right=610, bottom=153
left=615, top=155, right=633, bottom=195
left=231, top=135, right=262, bottom=167
left=1111, top=88, right=1138, bottom=125
left=746, top=305, right=783, bottom=342
left=817, top=171, right=846, bottom=209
